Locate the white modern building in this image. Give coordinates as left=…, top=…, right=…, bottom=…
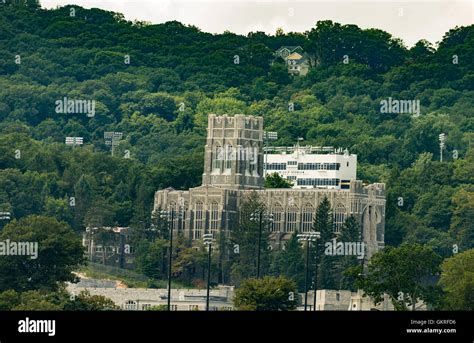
left=264, top=145, right=357, bottom=190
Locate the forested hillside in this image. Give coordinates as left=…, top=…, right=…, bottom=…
left=0, top=2, right=472, bottom=261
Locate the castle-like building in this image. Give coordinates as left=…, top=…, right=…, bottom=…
left=153, top=114, right=386, bottom=258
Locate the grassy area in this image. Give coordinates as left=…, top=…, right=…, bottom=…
left=77, top=263, right=188, bottom=289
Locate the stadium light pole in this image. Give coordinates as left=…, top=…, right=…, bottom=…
left=65, top=136, right=84, bottom=149
left=439, top=133, right=446, bottom=162
left=104, top=132, right=123, bottom=157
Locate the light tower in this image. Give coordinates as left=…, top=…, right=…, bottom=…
left=439, top=133, right=446, bottom=162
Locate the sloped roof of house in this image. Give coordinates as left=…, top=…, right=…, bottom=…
left=276, top=45, right=303, bottom=53
left=287, top=52, right=303, bottom=60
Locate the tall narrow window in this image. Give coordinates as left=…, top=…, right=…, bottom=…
left=179, top=202, right=188, bottom=231
left=213, top=145, right=222, bottom=170
left=271, top=203, right=283, bottom=232
left=286, top=205, right=298, bottom=232
left=302, top=204, right=314, bottom=232
left=210, top=202, right=219, bottom=233
left=225, top=145, right=233, bottom=169
left=334, top=203, right=346, bottom=233
left=169, top=201, right=178, bottom=230
left=194, top=202, right=205, bottom=239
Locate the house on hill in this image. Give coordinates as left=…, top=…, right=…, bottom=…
left=275, top=46, right=311, bottom=76
left=275, top=46, right=304, bottom=59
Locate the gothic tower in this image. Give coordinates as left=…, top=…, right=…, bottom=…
left=201, top=114, right=264, bottom=189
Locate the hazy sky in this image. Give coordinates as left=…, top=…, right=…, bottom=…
left=42, top=0, right=473, bottom=47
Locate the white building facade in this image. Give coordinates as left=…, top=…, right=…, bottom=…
left=264, top=146, right=357, bottom=189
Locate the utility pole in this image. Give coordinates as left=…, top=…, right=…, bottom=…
left=160, top=208, right=175, bottom=311
left=250, top=210, right=274, bottom=279
left=203, top=233, right=215, bottom=311
left=312, top=233, right=320, bottom=311
left=298, top=231, right=320, bottom=311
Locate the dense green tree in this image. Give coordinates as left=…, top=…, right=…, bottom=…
left=338, top=216, right=363, bottom=290
left=264, top=172, right=293, bottom=188
left=64, top=290, right=120, bottom=311
left=0, top=215, right=85, bottom=292
left=230, top=192, right=271, bottom=284
left=233, top=276, right=298, bottom=311
left=313, top=196, right=337, bottom=289
left=271, top=232, right=305, bottom=291
left=439, top=249, right=474, bottom=310
left=355, top=244, right=442, bottom=310
left=449, top=188, right=474, bottom=251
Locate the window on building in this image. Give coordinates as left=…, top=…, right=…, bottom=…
left=213, top=145, right=223, bottom=170
left=334, top=203, right=346, bottom=232
left=210, top=202, right=219, bottom=233
left=124, top=300, right=137, bottom=311
left=179, top=202, right=188, bottom=231
left=194, top=202, right=205, bottom=239
left=302, top=204, right=314, bottom=232
left=286, top=206, right=298, bottom=232
left=225, top=145, right=233, bottom=169
left=297, top=163, right=340, bottom=171
left=265, top=163, right=286, bottom=170
left=271, top=204, right=284, bottom=232
left=296, top=178, right=340, bottom=187
left=249, top=145, right=256, bottom=174
left=169, top=201, right=178, bottom=230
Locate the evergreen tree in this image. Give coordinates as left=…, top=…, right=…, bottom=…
left=73, top=174, right=94, bottom=232
left=271, top=232, right=305, bottom=291
left=338, top=215, right=363, bottom=290
left=313, top=196, right=337, bottom=289
left=230, top=192, right=271, bottom=285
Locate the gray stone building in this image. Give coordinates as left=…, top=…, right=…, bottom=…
left=153, top=114, right=386, bottom=258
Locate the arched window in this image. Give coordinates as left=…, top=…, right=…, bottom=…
left=194, top=202, right=205, bottom=239
left=210, top=202, right=219, bottom=233
left=334, top=203, right=346, bottom=233
left=286, top=205, right=298, bottom=232
left=302, top=204, right=314, bottom=232
left=271, top=203, right=283, bottom=232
